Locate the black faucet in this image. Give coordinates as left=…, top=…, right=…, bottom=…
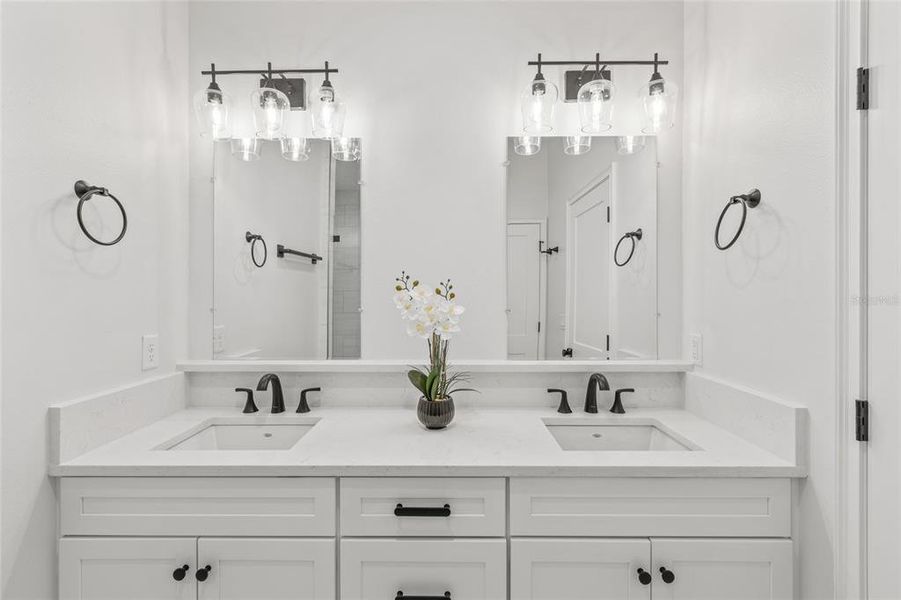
left=584, top=372, right=610, bottom=413
left=610, top=388, right=634, bottom=414
left=256, top=374, right=285, bottom=413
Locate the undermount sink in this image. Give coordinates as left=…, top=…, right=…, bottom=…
left=545, top=421, right=697, bottom=451
left=160, top=419, right=317, bottom=451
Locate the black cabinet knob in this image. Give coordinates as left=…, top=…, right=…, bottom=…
left=196, top=565, right=212, bottom=582
left=637, top=568, right=652, bottom=585
left=660, top=566, right=676, bottom=584
left=172, top=565, right=189, bottom=581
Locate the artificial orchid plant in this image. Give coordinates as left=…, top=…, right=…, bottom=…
left=393, top=271, right=475, bottom=401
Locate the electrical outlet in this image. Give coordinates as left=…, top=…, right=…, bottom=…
left=689, top=333, right=703, bottom=366
left=142, top=334, right=160, bottom=371
left=213, top=325, right=225, bottom=355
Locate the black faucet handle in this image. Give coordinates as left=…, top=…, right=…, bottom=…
left=235, top=388, right=258, bottom=414
left=297, top=387, right=321, bottom=413
left=547, top=388, right=572, bottom=414
left=611, top=388, right=635, bottom=414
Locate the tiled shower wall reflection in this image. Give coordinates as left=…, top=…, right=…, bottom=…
left=331, top=164, right=362, bottom=358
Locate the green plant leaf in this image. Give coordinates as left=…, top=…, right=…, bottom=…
left=425, top=369, right=440, bottom=400
left=407, top=369, right=428, bottom=396
left=429, top=374, right=442, bottom=400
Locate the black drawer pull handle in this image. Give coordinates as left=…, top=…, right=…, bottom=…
left=394, top=503, right=451, bottom=517
left=395, top=591, right=451, bottom=600
left=196, top=565, right=212, bottom=582
left=660, top=566, right=676, bottom=584
left=172, top=565, right=189, bottom=581
left=637, top=568, right=652, bottom=585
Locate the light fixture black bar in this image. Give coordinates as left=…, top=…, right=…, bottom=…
left=528, top=59, right=668, bottom=66
left=201, top=66, right=338, bottom=76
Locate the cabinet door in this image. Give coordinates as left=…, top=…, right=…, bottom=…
left=60, top=537, right=195, bottom=600
left=340, top=539, right=506, bottom=599
left=196, top=538, right=334, bottom=600
left=511, top=538, right=651, bottom=600
left=652, top=539, right=793, bottom=600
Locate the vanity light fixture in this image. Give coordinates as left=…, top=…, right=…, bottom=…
left=230, top=137, right=262, bottom=162
left=193, top=64, right=231, bottom=140
left=640, top=53, right=678, bottom=133
left=513, top=135, right=541, bottom=156
left=252, top=65, right=290, bottom=140
left=311, top=62, right=347, bottom=140
left=521, top=54, right=558, bottom=134
left=564, top=135, right=592, bottom=156
left=616, top=135, right=646, bottom=155
left=332, top=137, right=361, bottom=162
left=577, top=54, right=615, bottom=133
left=281, top=137, right=311, bottom=162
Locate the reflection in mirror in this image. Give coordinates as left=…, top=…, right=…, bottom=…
left=506, top=136, right=657, bottom=360
left=213, top=139, right=361, bottom=359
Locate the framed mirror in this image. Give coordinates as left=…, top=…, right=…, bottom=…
left=506, top=136, right=657, bottom=360
left=212, top=138, right=362, bottom=359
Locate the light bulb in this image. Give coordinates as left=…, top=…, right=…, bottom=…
left=311, top=81, right=346, bottom=140
left=193, top=84, right=231, bottom=140
left=640, top=73, right=678, bottom=134
left=577, top=72, right=615, bottom=134
left=520, top=74, right=557, bottom=134
left=251, top=86, right=289, bottom=140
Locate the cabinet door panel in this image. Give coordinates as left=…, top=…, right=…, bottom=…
left=197, top=538, right=335, bottom=600
left=652, top=539, right=793, bottom=600
left=341, top=539, right=506, bottom=599
left=60, top=537, right=195, bottom=600
left=511, top=538, right=651, bottom=600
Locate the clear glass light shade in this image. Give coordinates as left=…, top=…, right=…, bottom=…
left=520, top=77, right=558, bottom=134
left=311, top=84, right=347, bottom=140
left=640, top=76, right=678, bottom=133
left=251, top=86, right=290, bottom=140
left=193, top=87, right=231, bottom=140
left=616, top=135, right=646, bottom=155
left=280, top=137, right=311, bottom=162
left=332, top=137, right=361, bottom=162
left=564, top=136, right=592, bottom=156
left=230, top=137, right=262, bottom=162
left=577, top=78, right=615, bottom=133
left=513, top=136, right=541, bottom=156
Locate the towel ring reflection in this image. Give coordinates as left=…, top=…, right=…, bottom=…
left=614, top=228, right=643, bottom=267
left=74, top=180, right=127, bottom=246
left=245, top=231, right=267, bottom=267
left=715, top=189, right=761, bottom=251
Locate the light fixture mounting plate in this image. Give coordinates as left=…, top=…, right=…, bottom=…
left=260, top=77, right=307, bottom=110
left=564, top=69, right=612, bottom=102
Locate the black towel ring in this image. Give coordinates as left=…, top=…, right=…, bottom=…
left=74, top=180, right=127, bottom=246
left=614, top=228, right=643, bottom=267
left=245, top=231, right=267, bottom=267
left=715, top=189, right=761, bottom=251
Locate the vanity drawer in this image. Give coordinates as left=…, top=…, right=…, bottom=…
left=60, top=477, right=336, bottom=536
left=510, top=477, right=790, bottom=537
left=340, top=538, right=506, bottom=599
left=339, top=477, right=506, bottom=537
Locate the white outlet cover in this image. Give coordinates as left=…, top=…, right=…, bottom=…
left=689, top=333, right=703, bottom=366
left=142, top=334, right=160, bottom=371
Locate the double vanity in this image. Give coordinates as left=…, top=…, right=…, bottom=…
left=52, top=364, right=803, bottom=600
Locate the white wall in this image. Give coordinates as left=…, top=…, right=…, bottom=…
left=0, top=2, right=189, bottom=598
left=188, top=1, right=684, bottom=360
left=213, top=140, right=330, bottom=358
left=681, top=2, right=836, bottom=599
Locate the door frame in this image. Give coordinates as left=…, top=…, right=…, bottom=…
left=507, top=219, right=548, bottom=360
left=564, top=167, right=616, bottom=359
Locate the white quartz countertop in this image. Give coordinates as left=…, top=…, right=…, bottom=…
left=50, top=407, right=804, bottom=478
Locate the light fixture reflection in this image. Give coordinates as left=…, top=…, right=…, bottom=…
left=230, top=137, right=261, bottom=162
left=564, top=136, right=591, bottom=156
left=513, top=136, right=541, bottom=156
left=616, top=136, right=646, bottom=155
left=281, top=137, right=311, bottom=162
left=332, top=137, right=361, bottom=162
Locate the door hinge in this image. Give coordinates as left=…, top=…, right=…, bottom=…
left=857, top=67, right=870, bottom=110
left=607, top=206, right=611, bottom=223
left=856, top=399, right=869, bottom=441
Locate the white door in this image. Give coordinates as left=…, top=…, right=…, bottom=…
left=651, top=539, right=792, bottom=600
left=510, top=538, right=651, bottom=599
left=507, top=222, right=541, bottom=359
left=866, top=2, right=901, bottom=597
left=59, top=537, right=195, bottom=600
left=566, top=176, right=611, bottom=358
left=340, top=539, right=506, bottom=599
left=196, top=538, right=334, bottom=600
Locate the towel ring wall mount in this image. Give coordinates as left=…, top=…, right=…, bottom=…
left=614, top=228, right=643, bottom=267
left=715, top=189, right=761, bottom=251
left=74, top=180, right=127, bottom=246
left=245, top=231, right=267, bottom=268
